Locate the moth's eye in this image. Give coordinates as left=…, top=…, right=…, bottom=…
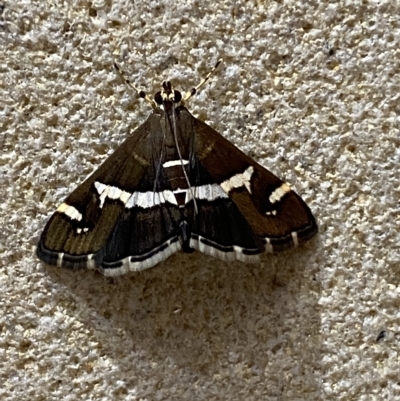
left=173, top=90, right=182, bottom=103
left=154, top=91, right=163, bottom=105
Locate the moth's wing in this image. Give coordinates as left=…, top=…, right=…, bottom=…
left=37, top=112, right=182, bottom=274
left=190, top=115, right=317, bottom=258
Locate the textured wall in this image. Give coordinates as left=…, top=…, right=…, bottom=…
left=1, top=0, right=399, bottom=400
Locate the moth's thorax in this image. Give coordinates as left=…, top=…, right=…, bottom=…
left=156, top=106, right=190, bottom=153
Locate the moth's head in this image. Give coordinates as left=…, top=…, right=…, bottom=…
left=154, top=81, right=182, bottom=109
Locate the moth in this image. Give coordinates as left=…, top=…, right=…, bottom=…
left=37, top=60, right=317, bottom=276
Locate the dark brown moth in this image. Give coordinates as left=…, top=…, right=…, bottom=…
left=37, top=61, right=317, bottom=276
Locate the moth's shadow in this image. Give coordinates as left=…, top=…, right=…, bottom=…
left=44, top=246, right=321, bottom=391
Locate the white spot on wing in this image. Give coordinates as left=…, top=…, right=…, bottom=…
left=94, top=182, right=107, bottom=208
left=57, top=203, right=83, bottom=221
left=126, top=190, right=178, bottom=208
left=86, top=254, right=96, bottom=270
left=57, top=252, right=64, bottom=268
left=108, top=186, right=119, bottom=200
left=163, top=159, right=189, bottom=168
left=127, top=192, right=156, bottom=209
left=266, top=210, right=278, bottom=216
left=162, top=190, right=178, bottom=205
left=95, top=182, right=132, bottom=208
left=194, top=184, right=229, bottom=201
left=291, top=231, right=299, bottom=247
left=126, top=184, right=229, bottom=209
left=220, top=166, right=254, bottom=194
left=264, top=238, right=273, bottom=253
left=269, top=183, right=291, bottom=204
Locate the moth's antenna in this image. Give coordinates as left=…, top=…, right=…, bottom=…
left=114, top=62, right=157, bottom=108
left=182, top=59, right=222, bottom=102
